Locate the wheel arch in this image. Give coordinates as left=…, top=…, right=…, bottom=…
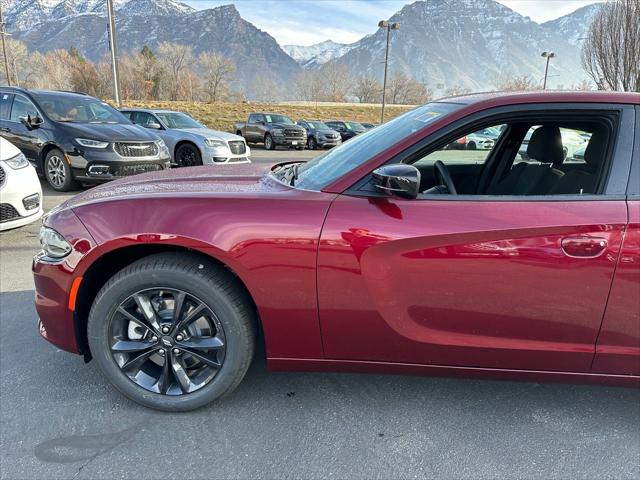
left=174, top=139, right=203, bottom=163
left=74, top=243, right=264, bottom=361
left=39, top=142, right=66, bottom=172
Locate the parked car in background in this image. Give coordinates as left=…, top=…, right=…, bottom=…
left=465, top=126, right=503, bottom=150
left=0, top=137, right=42, bottom=231
left=121, top=108, right=250, bottom=166
left=296, top=119, right=341, bottom=150
left=33, top=91, right=639, bottom=411
left=0, top=87, right=170, bottom=191
left=361, top=122, right=377, bottom=130
left=325, top=120, right=366, bottom=141
left=519, top=126, right=589, bottom=161
left=234, top=113, right=306, bottom=150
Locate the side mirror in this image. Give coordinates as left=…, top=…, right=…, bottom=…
left=372, top=164, right=421, bottom=199
left=147, top=122, right=162, bottom=130
left=20, top=114, right=43, bottom=129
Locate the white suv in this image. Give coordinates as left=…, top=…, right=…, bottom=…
left=0, top=137, right=43, bottom=231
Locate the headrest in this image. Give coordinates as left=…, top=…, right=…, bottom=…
left=584, top=130, right=607, bottom=172
left=526, top=125, right=564, bottom=165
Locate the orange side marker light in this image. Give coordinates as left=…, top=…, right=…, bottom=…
left=68, top=276, right=83, bottom=311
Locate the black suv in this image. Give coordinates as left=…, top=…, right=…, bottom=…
left=0, top=87, right=171, bottom=191
left=324, top=120, right=366, bottom=141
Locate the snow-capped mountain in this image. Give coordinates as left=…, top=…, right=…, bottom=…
left=332, top=0, right=600, bottom=94
left=542, top=3, right=602, bottom=46
left=5, top=1, right=299, bottom=96
left=4, top=0, right=602, bottom=96
left=283, top=40, right=356, bottom=69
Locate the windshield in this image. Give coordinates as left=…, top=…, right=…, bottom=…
left=33, top=93, right=129, bottom=124
left=307, top=121, right=329, bottom=130
left=290, top=102, right=463, bottom=191
left=345, top=122, right=366, bottom=132
left=156, top=111, right=203, bottom=129
left=265, top=114, right=294, bottom=125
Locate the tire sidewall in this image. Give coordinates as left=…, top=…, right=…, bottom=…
left=176, top=144, right=202, bottom=167
left=88, top=265, right=251, bottom=411
left=44, top=149, right=75, bottom=192
left=264, top=134, right=274, bottom=150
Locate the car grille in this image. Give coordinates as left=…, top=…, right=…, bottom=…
left=0, top=166, right=5, bottom=187
left=0, top=204, right=20, bottom=223
left=112, top=163, right=164, bottom=177
left=228, top=141, right=246, bottom=155
left=284, top=129, right=304, bottom=137
left=114, top=142, right=158, bottom=157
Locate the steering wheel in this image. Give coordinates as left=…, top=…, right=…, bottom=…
left=433, top=160, right=458, bottom=194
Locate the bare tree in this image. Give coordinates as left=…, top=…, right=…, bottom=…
left=294, top=70, right=325, bottom=103
left=387, top=73, right=431, bottom=104
left=251, top=74, right=281, bottom=103
left=198, top=52, right=235, bottom=103
left=495, top=74, right=540, bottom=91
left=581, top=0, right=639, bottom=92
left=0, top=38, right=28, bottom=85
left=353, top=75, right=382, bottom=103
left=157, top=42, right=194, bottom=100
left=319, top=61, right=353, bottom=102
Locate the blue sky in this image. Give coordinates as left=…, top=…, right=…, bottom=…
left=182, top=0, right=604, bottom=45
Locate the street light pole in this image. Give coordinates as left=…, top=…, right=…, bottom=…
left=378, top=20, right=399, bottom=124
left=106, top=0, right=121, bottom=106
left=541, top=51, right=556, bottom=90
left=0, top=2, right=11, bottom=86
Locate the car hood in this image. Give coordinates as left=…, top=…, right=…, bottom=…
left=58, top=122, right=159, bottom=142
left=59, top=164, right=284, bottom=210
left=178, top=128, right=244, bottom=142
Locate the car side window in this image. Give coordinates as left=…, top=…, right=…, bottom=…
left=9, top=95, right=38, bottom=122
left=134, top=112, right=159, bottom=128
left=121, top=111, right=133, bottom=121
left=414, top=124, right=505, bottom=169
left=0, top=93, right=14, bottom=120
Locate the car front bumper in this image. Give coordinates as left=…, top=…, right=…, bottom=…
left=317, top=137, right=342, bottom=148
left=0, top=164, right=43, bottom=231
left=272, top=135, right=306, bottom=147
left=203, top=143, right=252, bottom=165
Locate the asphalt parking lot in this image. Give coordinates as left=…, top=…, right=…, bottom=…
left=1, top=147, right=639, bottom=480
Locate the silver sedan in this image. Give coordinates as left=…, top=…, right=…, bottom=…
left=120, top=108, right=251, bottom=167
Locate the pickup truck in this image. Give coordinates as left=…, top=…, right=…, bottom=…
left=234, top=113, right=307, bottom=150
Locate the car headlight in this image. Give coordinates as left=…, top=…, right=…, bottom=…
left=39, top=226, right=72, bottom=259
left=205, top=138, right=226, bottom=148
left=272, top=129, right=284, bottom=136
left=4, top=152, right=29, bottom=169
left=156, top=138, right=167, bottom=148
left=75, top=138, right=109, bottom=148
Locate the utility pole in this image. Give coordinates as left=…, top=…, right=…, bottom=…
left=541, top=51, right=556, bottom=90
left=0, top=1, right=11, bottom=86
left=378, top=20, right=399, bottom=124
left=106, top=0, right=121, bottom=106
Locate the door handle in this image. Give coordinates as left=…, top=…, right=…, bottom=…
left=561, top=236, right=608, bottom=258
left=0, top=127, right=10, bottom=133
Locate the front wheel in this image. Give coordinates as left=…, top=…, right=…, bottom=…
left=307, top=137, right=316, bottom=150
left=87, top=253, right=256, bottom=411
left=175, top=143, right=202, bottom=167
left=44, top=149, right=79, bottom=192
left=264, top=134, right=275, bottom=150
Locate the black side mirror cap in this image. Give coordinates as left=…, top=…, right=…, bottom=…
left=372, top=164, right=421, bottom=199
left=20, top=115, right=43, bottom=129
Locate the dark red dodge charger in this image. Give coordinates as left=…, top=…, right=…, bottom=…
left=34, top=92, right=640, bottom=411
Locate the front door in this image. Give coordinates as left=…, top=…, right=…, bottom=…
left=317, top=110, right=632, bottom=373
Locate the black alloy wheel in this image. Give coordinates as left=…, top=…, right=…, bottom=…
left=108, top=288, right=226, bottom=396
left=175, top=143, right=202, bottom=167
left=88, top=253, right=256, bottom=411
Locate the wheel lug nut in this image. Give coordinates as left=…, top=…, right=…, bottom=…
left=158, top=349, right=165, bottom=356
left=173, top=348, right=180, bottom=355
left=151, top=336, right=158, bottom=342
left=176, top=334, right=183, bottom=341
left=162, top=326, right=170, bottom=334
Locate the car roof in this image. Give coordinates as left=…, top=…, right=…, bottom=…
left=0, top=87, right=90, bottom=99
left=120, top=108, right=177, bottom=114
left=439, top=90, right=640, bottom=107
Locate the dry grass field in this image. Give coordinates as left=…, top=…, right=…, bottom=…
left=120, top=100, right=414, bottom=132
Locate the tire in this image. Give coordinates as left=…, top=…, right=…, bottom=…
left=175, top=143, right=202, bottom=167
left=87, top=253, right=256, bottom=411
left=307, top=137, right=317, bottom=150
left=44, top=148, right=78, bottom=192
left=264, top=134, right=275, bottom=150
left=467, top=141, right=477, bottom=150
